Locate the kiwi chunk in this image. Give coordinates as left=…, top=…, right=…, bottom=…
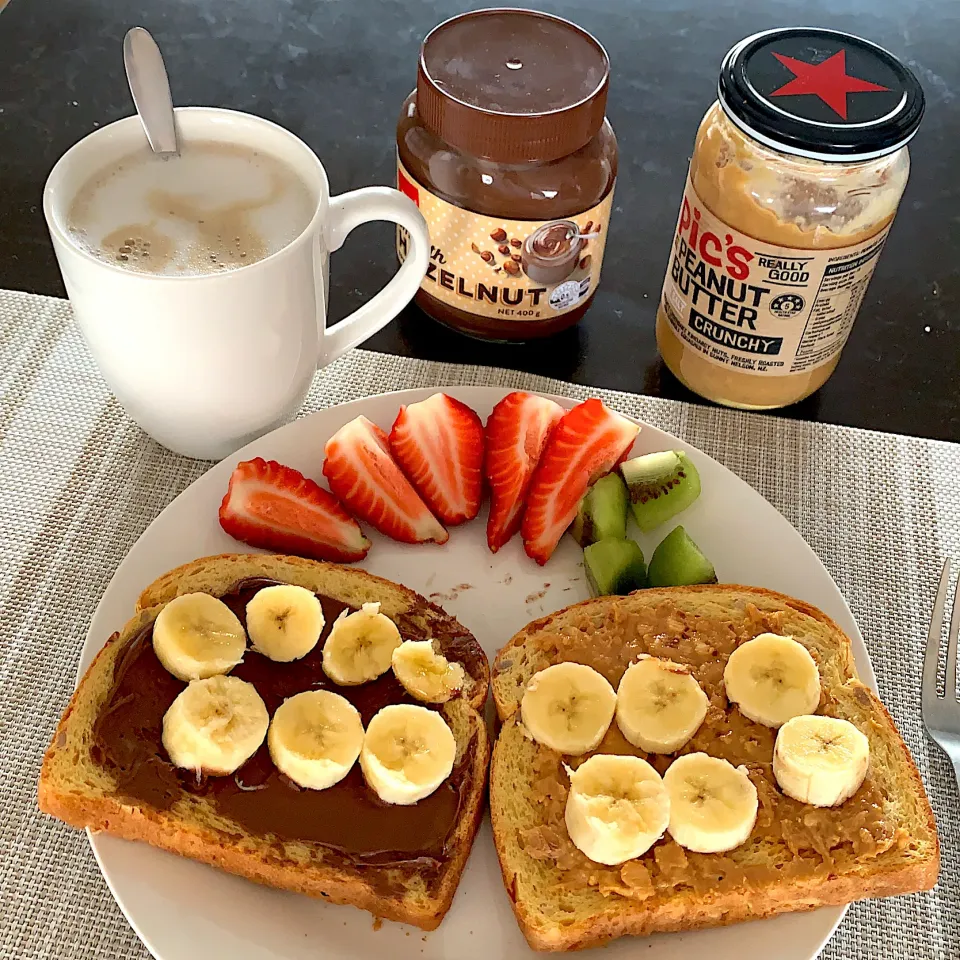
left=619, top=450, right=701, bottom=533
left=646, top=526, right=717, bottom=587
left=571, top=473, right=628, bottom=547
left=583, top=538, right=646, bottom=597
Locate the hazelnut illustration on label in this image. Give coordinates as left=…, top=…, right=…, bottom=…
left=397, top=160, right=614, bottom=322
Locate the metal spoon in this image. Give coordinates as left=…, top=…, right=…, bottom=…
left=123, top=26, right=179, bottom=156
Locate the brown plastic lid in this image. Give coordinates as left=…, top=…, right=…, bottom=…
left=416, top=8, right=610, bottom=164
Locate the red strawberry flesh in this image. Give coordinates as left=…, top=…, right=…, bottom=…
left=521, top=399, right=640, bottom=565
left=323, top=415, right=448, bottom=544
left=389, top=393, right=485, bottom=526
left=218, top=457, right=370, bottom=563
left=484, top=391, right=564, bottom=553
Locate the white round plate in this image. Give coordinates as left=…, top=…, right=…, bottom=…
left=79, top=386, right=873, bottom=960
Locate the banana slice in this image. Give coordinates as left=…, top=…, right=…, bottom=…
left=360, top=703, right=456, bottom=804
left=392, top=640, right=465, bottom=703
left=773, top=715, right=870, bottom=807
left=663, top=752, right=758, bottom=853
left=162, top=675, right=268, bottom=775
left=153, top=593, right=247, bottom=681
left=563, top=754, right=671, bottom=865
left=322, top=602, right=402, bottom=685
left=616, top=655, right=709, bottom=753
left=246, top=584, right=325, bottom=662
left=267, top=690, right=364, bottom=790
left=723, top=633, right=821, bottom=728
left=520, top=662, right=617, bottom=755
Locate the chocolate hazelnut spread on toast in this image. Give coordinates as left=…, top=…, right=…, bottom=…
left=91, top=578, right=482, bottom=878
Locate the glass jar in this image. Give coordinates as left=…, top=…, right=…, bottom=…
left=396, top=9, right=618, bottom=341
left=656, top=28, right=924, bottom=409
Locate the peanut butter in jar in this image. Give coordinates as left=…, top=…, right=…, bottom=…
left=656, top=28, right=924, bottom=409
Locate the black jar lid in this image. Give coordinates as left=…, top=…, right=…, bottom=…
left=718, top=27, right=924, bottom=162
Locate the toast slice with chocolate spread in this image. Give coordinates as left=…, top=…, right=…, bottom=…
left=489, top=585, right=938, bottom=951
left=38, top=554, right=491, bottom=930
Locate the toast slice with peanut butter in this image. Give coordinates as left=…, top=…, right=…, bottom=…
left=38, top=554, right=491, bottom=931
left=490, top=585, right=938, bottom=951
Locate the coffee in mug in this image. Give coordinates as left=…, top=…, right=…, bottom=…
left=66, top=140, right=314, bottom=276
left=44, top=107, right=429, bottom=459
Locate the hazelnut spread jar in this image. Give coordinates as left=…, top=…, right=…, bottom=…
left=397, top=9, right=617, bottom=341
left=657, top=29, right=924, bottom=408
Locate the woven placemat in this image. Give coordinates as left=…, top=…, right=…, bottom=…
left=1, top=289, right=956, bottom=959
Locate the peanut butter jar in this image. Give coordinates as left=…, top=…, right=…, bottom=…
left=657, top=28, right=924, bottom=409
left=396, top=8, right=618, bottom=341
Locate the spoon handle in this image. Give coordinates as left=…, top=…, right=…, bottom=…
left=123, top=27, right=179, bottom=156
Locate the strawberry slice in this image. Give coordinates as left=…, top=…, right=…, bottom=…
left=484, top=391, right=564, bottom=553
left=323, top=416, right=448, bottom=544
left=521, top=399, right=640, bottom=565
left=389, top=393, right=485, bottom=526
left=219, top=458, right=371, bottom=563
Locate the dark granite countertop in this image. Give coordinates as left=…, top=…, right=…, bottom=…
left=0, top=0, right=957, bottom=441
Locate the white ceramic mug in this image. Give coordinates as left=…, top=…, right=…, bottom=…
left=43, top=107, right=429, bottom=460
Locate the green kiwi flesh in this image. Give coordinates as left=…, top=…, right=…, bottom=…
left=584, top=538, right=647, bottom=597
left=619, top=451, right=701, bottom=533
left=646, top=525, right=717, bottom=587
left=571, top=473, right=629, bottom=547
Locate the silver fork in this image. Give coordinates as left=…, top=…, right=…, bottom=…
left=922, top=559, right=960, bottom=789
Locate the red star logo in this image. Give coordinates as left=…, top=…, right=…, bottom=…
left=770, top=49, right=890, bottom=120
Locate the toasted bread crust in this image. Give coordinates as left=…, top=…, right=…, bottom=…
left=38, top=554, right=491, bottom=930
left=489, top=585, right=939, bottom=951
left=503, top=846, right=939, bottom=952
left=41, top=733, right=488, bottom=929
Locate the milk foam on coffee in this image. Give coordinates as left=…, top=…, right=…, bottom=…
left=67, top=140, right=314, bottom=275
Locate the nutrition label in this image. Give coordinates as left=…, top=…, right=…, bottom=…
left=660, top=176, right=891, bottom=376
left=791, top=237, right=886, bottom=371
